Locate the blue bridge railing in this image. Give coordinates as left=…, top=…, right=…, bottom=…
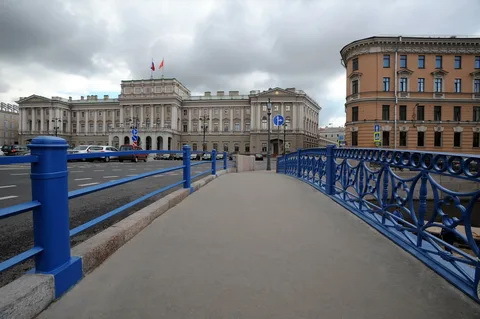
left=0, top=136, right=228, bottom=297
left=277, top=145, right=480, bottom=302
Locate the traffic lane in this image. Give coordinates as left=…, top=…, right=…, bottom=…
left=0, top=160, right=213, bottom=287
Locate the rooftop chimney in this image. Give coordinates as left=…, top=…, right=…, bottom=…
left=205, top=91, right=211, bottom=97
left=81, top=96, right=84, bottom=100
left=229, top=91, right=239, bottom=96
left=104, top=95, right=109, bottom=100
left=217, top=91, right=224, bottom=96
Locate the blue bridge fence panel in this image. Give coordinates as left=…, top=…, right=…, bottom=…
left=0, top=136, right=228, bottom=298
left=277, top=145, right=480, bottom=302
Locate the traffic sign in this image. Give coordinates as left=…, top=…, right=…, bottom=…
left=273, top=115, right=285, bottom=126
left=374, top=124, right=380, bottom=132
left=374, top=132, right=381, bottom=142
left=131, top=128, right=138, bottom=135
left=132, top=135, right=138, bottom=142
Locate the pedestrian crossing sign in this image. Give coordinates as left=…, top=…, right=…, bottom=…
left=374, top=132, right=381, bottom=142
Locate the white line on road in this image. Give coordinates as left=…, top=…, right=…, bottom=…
left=0, top=195, right=18, bottom=200
left=0, top=185, right=17, bottom=189
left=78, top=182, right=99, bottom=187
left=103, top=176, right=119, bottom=178
left=10, top=173, right=29, bottom=176
left=74, top=178, right=92, bottom=181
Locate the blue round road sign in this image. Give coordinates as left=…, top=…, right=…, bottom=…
left=273, top=115, right=285, bottom=126
left=131, top=135, right=138, bottom=142
left=131, top=128, right=138, bottom=135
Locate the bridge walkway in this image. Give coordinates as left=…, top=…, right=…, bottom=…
left=39, top=171, right=480, bottom=318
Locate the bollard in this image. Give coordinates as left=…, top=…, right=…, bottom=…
left=29, top=136, right=82, bottom=298
left=223, top=151, right=227, bottom=170
left=211, top=149, right=217, bottom=175
left=325, top=144, right=336, bottom=195
left=296, top=150, right=302, bottom=178
left=182, top=145, right=191, bottom=189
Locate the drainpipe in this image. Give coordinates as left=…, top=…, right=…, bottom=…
left=394, top=36, right=401, bottom=149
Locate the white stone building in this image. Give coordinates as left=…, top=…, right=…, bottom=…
left=0, top=102, right=19, bottom=146
left=17, top=78, right=320, bottom=154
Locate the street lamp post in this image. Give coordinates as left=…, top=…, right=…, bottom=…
left=199, top=114, right=209, bottom=152
left=266, top=98, right=272, bottom=171
left=283, top=123, right=287, bottom=156
left=52, top=118, right=61, bottom=137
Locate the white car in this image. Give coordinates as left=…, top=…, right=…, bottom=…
left=69, top=145, right=96, bottom=161
left=0, top=150, right=4, bottom=156
left=87, top=145, right=119, bottom=162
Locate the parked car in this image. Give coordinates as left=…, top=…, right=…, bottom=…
left=2, top=145, right=11, bottom=155
left=202, top=153, right=212, bottom=160
left=255, top=154, right=264, bottom=161
left=190, top=153, right=198, bottom=160
left=174, top=153, right=183, bottom=160
left=69, top=145, right=96, bottom=161
left=87, top=145, right=119, bottom=162
left=155, top=154, right=173, bottom=160
left=118, top=144, right=148, bottom=162
left=0, top=150, right=4, bottom=156
left=5, top=145, right=29, bottom=156
left=216, top=153, right=224, bottom=160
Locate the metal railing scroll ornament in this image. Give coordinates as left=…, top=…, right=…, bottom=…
left=277, top=145, right=480, bottom=302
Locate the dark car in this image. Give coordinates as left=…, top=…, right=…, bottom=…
left=5, top=145, right=29, bottom=156
left=255, top=154, right=264, bottom=161
left=118, top=145, right=148, bottom=162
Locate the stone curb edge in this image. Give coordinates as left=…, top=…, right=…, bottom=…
left=0, top=169, right=233, bottom=319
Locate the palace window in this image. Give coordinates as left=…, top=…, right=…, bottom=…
left=454, top=106, right=461, bottom=121
left=434, top=106, right=442, bottom=121
left=399, top=105, right=407, bottom=121
left=400, top=55, right=407, bottom=68
left=454, top=79, right=462, bottom=93
left=382, top=131, right=390, bottom=146
left=383, top=55, right=390, bottom=68
left=352, top=106, right=358, bottom=122
left=399, top=132, right=407, bottom=146
left=234, top=122, right=240, bottom=131
left=418, top=55, right=425, bottom=69
left=245, top=143, right=250, bottom=153
left=352, top=80, right=358, bottom=94
left=454, top=56, right=462, bottom=69
left=474, top=107, right=480, bottom=122
left=473, top=133, right=480, bottom=148
left=454, top=132, right=461, bottom=147
left=262, top=143, right=267, bottom=152
left=417, top=106, right=425, bottom=121
left=436, top=56, right=443, bottom=69
left=352, top=57, right=358, bottom=71
left=382, top=105, right=390, bottom=121
left=192, top=143, right=197, bottom=151
left=418, top=78, right=425, bottom=92
left=351, top=131, right=358, bottom=146
left=474, top=79, right=480, bottom=93
left=434, top=132, right=442, bottom=147
left=261, top=117, right=267, bottom=130
left=399, top=78, right=408, bottom=92
left=417, top=132, right=425, bottom=147
left=383, top=77, right=390, bottom=91
left=434, top=78, right=443, bottom=92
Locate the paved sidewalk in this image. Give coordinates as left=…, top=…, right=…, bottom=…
left=40, top=171, right=480, bottom=319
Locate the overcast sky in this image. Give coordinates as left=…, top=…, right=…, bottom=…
left=1, top=0, right=479, bottom=126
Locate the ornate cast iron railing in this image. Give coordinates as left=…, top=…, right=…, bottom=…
left=277, top=146, right=480, bottom=302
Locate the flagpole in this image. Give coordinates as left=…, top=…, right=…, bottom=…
left=150, top=58, right=154, bottom=79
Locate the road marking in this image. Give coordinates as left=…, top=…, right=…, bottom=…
left=78, top=182, right=99, bottom=187
left=70, top=170, right=84, bottom=173
left=0, top=167, right=29, bottom=170
left=74, top=178, right=92, bottom=181
left=103, top=176, right=119, bottom=178
left=0, top=185, right=16, bottom=189
left=0, top=195, right=18, bottom=200
left=94, top=170, right=105, bottom=172
left=10, top=173, right=29, bottom=176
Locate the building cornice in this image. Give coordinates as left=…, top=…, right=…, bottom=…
left=340, top=36, right=480, bottom=64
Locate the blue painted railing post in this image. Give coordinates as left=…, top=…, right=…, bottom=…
left=211, top=149, right=217, bottom=175
left=29, top=136, right=82, bottom=298
left=223, top=151, right=227, bottom=170
left=284, top=155, right=287, bottom=174
left=182, top=144, right=191, bottom=189
left=325, top=144, right=336, bottom=195
left=296, top=150, right=302, bottom=178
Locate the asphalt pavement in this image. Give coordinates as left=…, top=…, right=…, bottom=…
left=0, top=157, right=222, bottom=287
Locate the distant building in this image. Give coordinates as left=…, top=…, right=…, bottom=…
left=0, top=102, right=19, bottom=146
left=17, top=78, right=321, bottom=154
left=341, top=36, right=480, bottom=152
left=318, top=126, right=345, bottom=146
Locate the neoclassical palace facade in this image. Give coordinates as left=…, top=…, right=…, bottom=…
left=341, top=36, right=480, bottom=153
left=17, top=78, right=320, bottom=154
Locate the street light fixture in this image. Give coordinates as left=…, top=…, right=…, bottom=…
left=266, top=98, right=272, bottom=171
left=51, top=118, right=61, bottom=137
left=199, top=114, right=209, bottom=152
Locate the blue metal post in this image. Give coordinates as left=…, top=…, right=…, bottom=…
left=211, top=149, right=217, bottom=175
left=29, top=136, right=82, bottom=298
left=223, top=151, right=227, bottom=170
left=183, top=145, right=191, bottom=189
left=325, top=144, right=336, bottom=195
left=296, top=150, right=302, bottom=178
left=284, top=155, right=287, bottom=174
